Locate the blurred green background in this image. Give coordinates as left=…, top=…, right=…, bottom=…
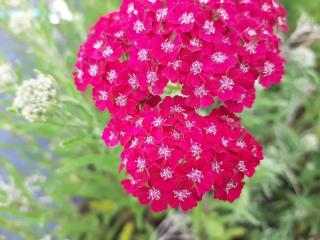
left=0, top=0, right=319, bottom=239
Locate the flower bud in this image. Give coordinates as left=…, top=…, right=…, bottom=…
left=7, top=0, right=25, bottom=7
left=289, top=46, right=316, bottom=68
left=13, top=74, right=58, bottom=122
left=301, top=133, right=318, bottom=151
left=9, top=10, right=33, bottom=35
left=0, top=64, right=16, bottom=90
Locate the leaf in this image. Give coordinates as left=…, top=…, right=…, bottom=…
left=119, top=222, right=134, bottom=240
left=226, top=227, right=246, bottom=239
left=89, top=199, right=116, bottom=213
left=205, top=219, right=225, bottom=238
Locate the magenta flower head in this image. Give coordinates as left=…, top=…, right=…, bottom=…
left=74, top=0, right=287, bottom=212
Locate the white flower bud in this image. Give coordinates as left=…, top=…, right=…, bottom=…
left=13, top=74, right=58, bottom=122
left=289, top=46, right=316, bottom=68
left=0, top=177, right=28, bottom=211
left=49, top=0, right=73, bottom=25
left=24, top=174, right=46, bottom=194
left=9, top=10, right=33, bottom=35
left=301, top=133, right=318, bottom=151
left=7, top=0, right=25, bottom=7
left=0, top=64, right=16, bottom=89
left=41, top=235, right=53, bottom=240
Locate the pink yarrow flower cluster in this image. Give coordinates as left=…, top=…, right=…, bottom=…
left=104, top=98, right=263, bottom=211
left=73, top=0, right=287, bottom=212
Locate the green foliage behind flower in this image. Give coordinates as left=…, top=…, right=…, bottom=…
left=0, top=0, right=319, bottom=239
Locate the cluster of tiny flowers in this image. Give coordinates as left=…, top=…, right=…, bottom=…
left=7, top=0, right=25, bottom=8
left=49, top=0, right=73, bottom=25
left=1, top=174, right=51, bottom=211
left=0, top=64, right=16, bottom=90
left=74, top=0, right=287, bottom=212
left=9, top=10, right=33, bottom=35
left=41, top=235, right=71, bottom=240
left=103, top=97, right=263, bottom=211
left=0, top=177, right=28, bottom=211
left=13, top=74, right=57, bottom=122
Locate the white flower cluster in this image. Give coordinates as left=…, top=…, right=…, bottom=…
left=24, top=174, right=52, bottom=205
left=9, top=10, right=33, bottom=35
left=24, top=174, right=46, bottom=193
left=0, top=177, right=28, bottom=211
left=7, top=0, right=25, bottom=7
left=41, top=234, right=70, bottom=240
left=289, top=46, right=316, bottom=68
left=41, top=235, right=53, bottom=240
left=0, top=64, right=16, bottom=90
left=0, top=174, right=51, bottom=211
left=49, top=0, right=73, bottom=25
left=13, top=74, right=58, bottom=122
left=301, top=133, right=318, bottom=151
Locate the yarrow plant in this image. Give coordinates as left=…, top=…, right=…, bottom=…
left=0, top=64, right=16, bottom=90
left=8, top=10, right=34, bottom=35
left=74, top=0, right=287, bottom=212
left=7, top=0, right=26, bottom=8
left=13, top=74, right=58, bottom=122
left=0, top=176, right=28, bottom=211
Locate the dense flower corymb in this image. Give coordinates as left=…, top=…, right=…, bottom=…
left=74, top=0, right=287, bottom=212
left=111, top=98, right=263, bottom=211
left=9, top=10, right=33, bottom=35
left=13, top=74, right=57, bottom=122
left=0, top=64, right=16, bottom=90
